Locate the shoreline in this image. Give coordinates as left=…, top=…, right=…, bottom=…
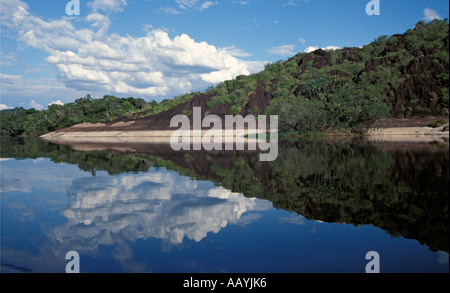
left=39, top=125, right=449, bottom=144
left=40, top=129, right=264, bottom=144
left=366, top=125, right=449, bottom=143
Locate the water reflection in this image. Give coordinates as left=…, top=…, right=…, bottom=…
left=53, top=171, right=270, bottom=247
left=1, top=157, right=271, bottom=272
left=1, top=136, right=448, bottom=272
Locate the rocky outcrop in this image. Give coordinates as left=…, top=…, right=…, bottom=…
left=46, top=20, right=449, bottom=134
left=389, top=76, right=445, bottom=118
left=359, top=55, right=403, bottom=76
left=242, top=81, right=272, bottom=115
left=388, top=54, right=449, bottom=118
left=336, top=47, right=360, bottom=64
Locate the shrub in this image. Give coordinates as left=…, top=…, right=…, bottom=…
left=266, top=76, right=390, bottom=134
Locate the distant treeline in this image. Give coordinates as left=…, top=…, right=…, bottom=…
left=0, top=93, right=196, bottom=137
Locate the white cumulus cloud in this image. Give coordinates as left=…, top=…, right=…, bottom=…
left=423, top=8, right=441, bottom=21
left=30, top=99, right=44, bottom=110
left=1, top=0, right=253, bottom=101
left=49, top=100, right=65, bottom=106
left=305, top=45, right=340, bottom=53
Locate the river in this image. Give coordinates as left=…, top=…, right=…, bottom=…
left=0, top=136, right=448, bottom=273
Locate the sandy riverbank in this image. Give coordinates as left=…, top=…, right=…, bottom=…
left=40, top=129, right=263, bottom=144
left=366, top=125, right=448, bottom=143
left=40, top=125, right=449, bottom=144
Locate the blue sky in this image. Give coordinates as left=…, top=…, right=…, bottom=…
left=1, top=0, right=448, bottom=110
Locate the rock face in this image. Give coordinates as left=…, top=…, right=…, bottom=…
left=360, top=55, right=402, bottom=74
left=390, top=53, right=449, bottom=118
left=336, top=47, right=360, bottom=64
left=242, top=81, right=272, bottom=115
left=293, top=48, right=332, bottom=71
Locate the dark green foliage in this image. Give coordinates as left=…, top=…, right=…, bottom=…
left=439, top=73, right=449, bottom=108
left=427, top=118, right=449, bottom=128
left=142, top=91, right=200, bottom=117
left=0, top=95, right=151, bottom=137
left=0, top=108, right=37, bottom=136
left=209, top=19, right=448, bottom=134
left=406, top=19, right=449, bottom=50
left=266, top=76, right=390, bottom=134
left=206, top=74, right=257, bottom=111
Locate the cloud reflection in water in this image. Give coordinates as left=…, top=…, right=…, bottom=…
left=51, top=169, right=272, bottom=253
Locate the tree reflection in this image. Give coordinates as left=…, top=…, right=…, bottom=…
left=1, top=136, right=448, bottom=252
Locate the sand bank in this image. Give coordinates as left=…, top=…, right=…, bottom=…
left=366, top=125, right=448, bottom=143
left=40, top=126, right=448, bottom=144
left=40, top=129, right=262, bottom=144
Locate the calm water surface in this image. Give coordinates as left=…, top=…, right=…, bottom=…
left=1, top=137, right=448, bottom=273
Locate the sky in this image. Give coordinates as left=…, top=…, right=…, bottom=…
left=0, top=0, right=448, bottom=110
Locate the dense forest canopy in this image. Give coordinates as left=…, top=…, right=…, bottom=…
left=1, top=19, right=449, bottom=137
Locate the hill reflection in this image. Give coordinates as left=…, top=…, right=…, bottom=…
left=1, top=137, right=448, bottom=253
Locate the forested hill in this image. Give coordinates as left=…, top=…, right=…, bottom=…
left=1, top=19, right=449, bottom=137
